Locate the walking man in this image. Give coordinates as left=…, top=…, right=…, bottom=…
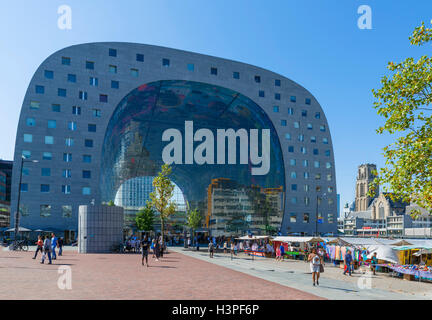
left=343, top=249, right=353, bottom=276
left=141, top=235, right=150, bottom=267
left=58, top=237, right=64, bottom=256
left=41, top=235, right=52, bottom=264
left=51, top=233, right=58, bottom=260
left=209, top=240, right=214, bottom=258
left=370, top=252, right=378, bottom=275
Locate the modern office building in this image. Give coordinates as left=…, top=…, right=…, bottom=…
left=11, top=43, right=337, bottom=236
left=0, top=160, right=13, bottom=228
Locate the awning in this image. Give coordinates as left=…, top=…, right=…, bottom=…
left=236, top=235, right=272, bottom=240
left=5, top=227, right=32, bottom=232
left=271, top=236, right=324, bottom=243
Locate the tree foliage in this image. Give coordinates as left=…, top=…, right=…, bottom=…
left=135, top=202, right=155, bottom=232
left=149, top=164, right=176, bottom=245
left=371, top=20, right=432, bottom=216
left=187, top=209, right=202, bottom=230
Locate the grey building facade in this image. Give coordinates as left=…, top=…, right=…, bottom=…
left=11, top=43, right=337, bottom=236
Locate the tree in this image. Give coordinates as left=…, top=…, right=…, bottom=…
left=187, top=209, right=202, bottom=245
left=371, top=20, right=432, bottom=216
left=149, top=164, right=176, bottom=247
left=135, top=202, right=155, bottom=234
left=107, top=200, right=115, bottom=206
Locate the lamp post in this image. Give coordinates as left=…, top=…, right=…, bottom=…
left=14, top=156, right=38, bottom=241
left=315, top=192, right=326, bottom=237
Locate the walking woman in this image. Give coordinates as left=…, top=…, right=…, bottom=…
left=154, top=238, right=160, bottom=261
left=41, top=235, right=52, bottom=264
left=308, top=248, right=322, bottom=286
left=32, top=235, right=43, bottom=259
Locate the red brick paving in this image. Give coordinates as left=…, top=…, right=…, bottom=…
left=0, top=248, right=323, bottom=300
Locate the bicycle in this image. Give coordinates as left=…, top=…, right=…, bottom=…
left=9, top=240, right=29, bottom=251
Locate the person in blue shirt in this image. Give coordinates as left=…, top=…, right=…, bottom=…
left=280, top=243, right=285, bottom=261
left=51, top=233, right=58, bottom=260
left=370, top=252, right=378, bottom=275
left=343, top=250, right=353, bottom=276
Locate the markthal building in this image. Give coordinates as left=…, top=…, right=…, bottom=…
left=11, top=43, right=337, bottom=239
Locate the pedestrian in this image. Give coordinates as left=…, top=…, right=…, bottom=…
left=208, top=239, right=214, bottom=258
left=223, top=241, right=227, bottom=254
left=343, top=249, right=353, bottom=276
left=154, top=238, right=160, bottom=261
left=58, top=237, right=64, bottom=256
left=41, top=235, right=52, bottom=264
left=159, top=236, right=164, bottom=258
left=308, top=248, right=322, bottom=286
left=280, top=243, right=285, bottom=261
left=275, top=245, right=281, bottom=261
left=51, top=233, right=58, bottom=260
left=141, top=235, right=150, bottom=267
left=151, top=239, right=155, bottom=258
left=32, top=235, right=43, bottom=259
left=370, top=252, right=378, bottom=275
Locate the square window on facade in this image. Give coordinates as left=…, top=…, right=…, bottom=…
left=61, top=57, right=71, bottom=65
left=315, top=112, right=320, bottom=119
left=111, top=80, right=119, bottom=89
left=233, top=72, right=240, bottom=79
left=36, top=85, right=44, bottom=94
left=89, top=77, right=98, bottom=86
left=313, top=149, right=319, bottom=155
left=30, top=101, right=40, bottom=110
left=86, top=61, right=94, bottom=70
left=254, top=76, right=261, bottom=83
left=83, top=155, right=92, bottom=163
left=52, top=104, right=61, bottom=112
left=136, top=53, right=144, bottom=62
left=302, top=110, right=307, bottom=117
left=26, top=118, right=36, bottom=126
left=314, top=161, right=320, bottom=168
left=275, top=93, right=281, bottom=100
left=294, top=122, right=300, bottom=128
left=47, top=120, right=56, bottom=128
left=63, top=153, right=72, bottom=162
left=288, top=108, right=294, bottom=115
left=65, top=138, right=74, bottom=146
left=68, top=121, right=77, bottom=130
left=288, top=146, right=294, bottom=152
left=62, top=185, right=71, bottom=194
left=58, top=88, right=66, bottom=97
left=41, top=168, right=51, bottom=176
left=62, top=169, right=72, bottom=178
left=323, top=138, right=329, bottom=144
left=291, top=184, right=297, bottom=191
left=320, top=125, right=326, bottom=132
left=44, top=70, right=54, bottom=79
left=21, top=183, right=28, bottom=192
left=79, top=91, right=88, bottom=100
left=43, top=152, right=52, bottom=160
left=109, top=48, right=117, bottom=57
left=311, top=136, right=316, bottom=143
left=162, top=58, right=170, bottom=67
left=40, top=205, right=51, bottom=217
left=210, top=67, right=217, bottom=75
left=281, top=120, right=287, bottom=126
left=88, top=124, right=96, bottom=132
left=325, top=150, right=331, bottom=157
left=109, top=65, right=117, bottom=73
left=259, top=90, right=265, bottom=97
left=100, top=94, right=108, bottom=103
left=130, top=68, right=139, bottom=77
left=40, top=184, right=50, bottom=193
left=290, top=213, right=297, bottom=223
left=85, top=139, right=93, bottom=148
left=68, top=74, right=76, bottom=82
left=285, top=133, right=291, bottom=140
left=72, top=106, right=81, bottom=115
left=305, top=98, right=311, bottom=105
left=22, top=150, right=31, bottom=159
left=303, top=160, right=309, bottom=167
left=291, top=172, right=297, bottom=179
left=298, top=134, right=304, bottom=142
left=275, top=79, right=281, bottom=86
left=45, top=136, right=54, bottom=144
left=291, top=197, right=297, bottom=204
left=24, top=134, right=32, bottom=143
left=290, top=96, right=297, bottom=103
left=307, top=123, right=313, bottom=130
left=273, top=106, right=279, bottom=112
left=62, top=205, right=72, bottom=218
left=82, top=170, right=91, bottom=179
left=187, top=63, right=194, bottom=71
left=303, top=213, right=310, bottom=223
left=82, top=187, right=91, bottom=195
left=290, top=159, right=296, bottom=166
left=93, top=109, right=101, bottom=117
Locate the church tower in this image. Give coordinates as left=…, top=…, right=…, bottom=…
left=355, top=164, right=378, bottom=211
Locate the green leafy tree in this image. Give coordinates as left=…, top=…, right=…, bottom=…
left=135, top=202, right=155, bottom=234
left=107, top=200, right=115, bottom=206
left=187, top=209, right=202, bottom=245
left=371, top=20, right=432, bottom=216
left=149, top=164, right=176, bottom=247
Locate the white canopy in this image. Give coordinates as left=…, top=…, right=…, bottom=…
left=6, top=227, right=32, bottom=232
left=272, top=236, right=324, bottom=243
left=365, top=245, right=399, bottom=264
left=235, top=235, right=271, bottom=240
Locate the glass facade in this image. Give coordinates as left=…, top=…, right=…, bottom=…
left=101, top=80, right=286, bottom=236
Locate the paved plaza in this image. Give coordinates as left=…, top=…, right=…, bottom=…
left=1, top=246, right=432, bottom=300
left=0, top=246, right=321, bottom=300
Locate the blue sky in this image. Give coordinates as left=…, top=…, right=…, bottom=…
left=0, top=0, right=431, bottom=215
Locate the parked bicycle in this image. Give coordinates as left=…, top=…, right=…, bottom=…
left=9, top=239, right=29, bottom=251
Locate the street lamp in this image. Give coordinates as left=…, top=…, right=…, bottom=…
left=315, top=192, right=327, bottom=237
left=14, top=156, right=38, bottom=241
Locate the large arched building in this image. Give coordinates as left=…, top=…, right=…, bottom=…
left=11, top=43, right=337, bottom=238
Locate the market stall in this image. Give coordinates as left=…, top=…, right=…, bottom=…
left=272, top=236, right=325, bottom=260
